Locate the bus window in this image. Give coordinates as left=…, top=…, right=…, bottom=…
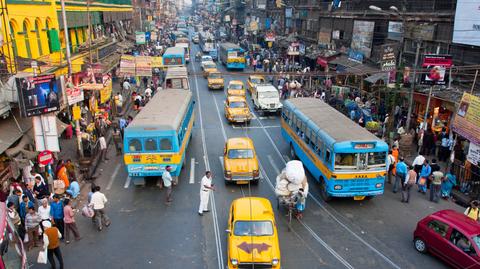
left=305, top=127, right=311, bottom=144
left=128, top=139, right=142, bottom=152
left=335, top=153, right=358, bottom=170
left=368, top=152, right=386, bottom=167
left=326, top=150, right=331, bottom=163
left=145, top=138, right=158, bottom=151
left=160, top=138, right=173, bottom=151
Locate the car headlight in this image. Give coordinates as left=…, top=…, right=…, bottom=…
left=272, top=258, right=279, bottom=265
left=231, top=258, right=238, bottom=266
left=334, top=185, right=342, bottom=190
left=375, top=183, right=383, bottom=188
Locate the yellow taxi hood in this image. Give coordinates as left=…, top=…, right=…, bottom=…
left=225, top=158, right=258, bottom=173
left=230, top=236, right=277, bottom=263
left=227, top=107, right=250, bottom=116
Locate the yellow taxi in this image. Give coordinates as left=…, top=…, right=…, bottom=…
left=223, top=137, right=259, bottom=184
left=203, top=62, right=217, bottom=78
left=207, top=71, right=224, bottom=90
left=227, top=197, right=281, bottom=268
left=247, top=75, right=266, bottom=95
left=227, top=80, right=246, bottom=97
left=224, top=96, right=252, bottom=124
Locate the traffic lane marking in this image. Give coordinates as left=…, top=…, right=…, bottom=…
left=124, top=176, right=131, bottom=189
left=106, top=163, right=122, bottom=190
left=189, top=158, right=196, bottom=184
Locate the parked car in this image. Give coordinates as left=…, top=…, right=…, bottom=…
left=227, top=197, right=281, bottom=268
left=413, top=209, right=480, bottom=269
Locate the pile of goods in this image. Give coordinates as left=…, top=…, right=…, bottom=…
left=365, top=121, right=381, bottom=132
left=275, top=160, right=309, bottom=197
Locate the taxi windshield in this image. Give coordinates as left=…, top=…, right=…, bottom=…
left=251, top=78, right=264, bottom=84
left=210, top=73, right=222, bottom=79
left=228, top=149, right=254, bottom=159
left=229, top=84, right=243, bottom=90
left=234, top=221, right=273, bottom=236
left=230, top=101, right=246, bottom=108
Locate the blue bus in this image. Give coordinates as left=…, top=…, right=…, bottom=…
left=162, top=47, right=185, bottom=67
left=123, top=90, right=195, bottom=185
left=218, top=43, right=246, bottom=70
left=281, top=98, right=388, bottom=201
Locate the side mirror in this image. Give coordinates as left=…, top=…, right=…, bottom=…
left=225, top=229, right=231, bottom=234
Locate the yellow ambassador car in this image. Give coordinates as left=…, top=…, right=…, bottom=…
left=223, top=137, right=259, bottom=184
left=227, top=197, right=281, bottom=268
left=207, top=71, right=225, bottom=90
left=202, top=61, right=217, bottom=78
left=224, top=96, right=252, bottom=124
left=247, top=75, right=266, bottom=95
left=227, top=80, right=246, bottom=97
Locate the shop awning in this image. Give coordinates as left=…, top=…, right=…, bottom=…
left=0, top=112, right=32, bottom=154
left=330, top=55, right=380, bottom=75
left=364, top=72, right=389, bottom=84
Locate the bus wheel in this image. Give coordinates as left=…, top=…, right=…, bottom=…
left=289, top=144, right=296, bottom=159
left=320, top=178, right=332, bottom=202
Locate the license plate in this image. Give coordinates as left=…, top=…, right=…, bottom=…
left=354, top=196, right=365, bottom=200
left=236, top=180, right=249, bottom=184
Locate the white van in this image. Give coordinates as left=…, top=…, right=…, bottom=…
left=251, top=84, right=283, bottom=114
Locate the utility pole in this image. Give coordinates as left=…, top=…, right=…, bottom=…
left=405, top=41, right=421, bottom=131
left=87, top=0, right=93, bottom=64
left=60, top=0, right=83, bottom=158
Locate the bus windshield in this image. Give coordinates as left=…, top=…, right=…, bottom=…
left=335, top=152, right=387, bottom=170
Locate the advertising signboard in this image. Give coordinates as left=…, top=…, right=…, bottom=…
left=387, top=21, right=403, bottom=41
left=453, top=0, right=480, bottom=46
left=135, top=31, right=146, bottom=44
left=452, top=93, right=480, bottom=146
left=16, top=74, right=61, bottom=117
left=135, top=56, right=153, bottom=77
left=467, top=143, right=480, bottom=166
left=63, top=75, right=84, bottom=105
left=119, top=55, right=135, bottom=76
left=265, top=31, right=276, bottom=42
left=351, top=20, right=375, bottom=58
left=420, top=55, right=452, bottom=85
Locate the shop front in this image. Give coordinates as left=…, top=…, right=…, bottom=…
left=412, top=92, right=455, bottom=133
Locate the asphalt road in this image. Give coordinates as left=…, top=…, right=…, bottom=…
left=30, top=40, right=464, bottom=269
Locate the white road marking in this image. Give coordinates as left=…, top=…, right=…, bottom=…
left=189, top=158, right=196, bottom=184
left=282, top=154, right=291, bottom=162
left=123, top=176, right=131, bottom=189
left=231, top=125, right=280, bottom=129
left=106, top=164, right=121, bottom=190
left=253, top=112, right=401, bottom=269
left=267, top=155, right=280, bottom=174
left=218, top=156, right=224, bottom=168
left=192, top=56, right=224, bottom=269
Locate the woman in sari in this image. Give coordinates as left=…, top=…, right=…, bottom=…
left=441, top=168, right=457, bottom=199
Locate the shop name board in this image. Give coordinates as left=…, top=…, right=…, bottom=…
left=381, top=45, right=397, bottom=71
left=452, top=93, right=480, bottom=146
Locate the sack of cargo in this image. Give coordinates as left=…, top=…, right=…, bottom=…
left=275, top=188, right=290, bottom=197
left=285, top=160, right=305, bottom=184
left=287, top=182, right=302, bottom=192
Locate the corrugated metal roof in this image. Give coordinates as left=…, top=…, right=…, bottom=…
left=288, top=98, right=381, bottom=142
left=0, top=111, right=32, bottom=154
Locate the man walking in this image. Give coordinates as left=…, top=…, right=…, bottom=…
left=163, top=166, right=173, bottom=205
left=43, top=221, right=64, bottom=269
left=402, top=166, right=417, bottom=203
left=89, top=186, right=111, bottom=231
left=393, top=157, right=407, bottom=193
left=63, top=199, right=81, bottom=243
left=198, top=171, right=215, bottom=216
left=430, top=170, right=444, bottom=203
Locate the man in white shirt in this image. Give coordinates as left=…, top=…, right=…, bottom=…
left=89, top=186, right=110, bottom=231
left=122, top=80, right=131, bottom=93
left=163, top=166, right=173, bottom=204
left=386, top=150, right=396, bottom=184
left=144, top=87, right=152, bottom=100
left=412, top=153, right=425, bottom=176
left=98, top=136, right=108, bottom=161
left=198, top=171, right=215, bottom=216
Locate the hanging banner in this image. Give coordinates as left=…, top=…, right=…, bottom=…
left=100, top=80, right=112, bottom=104
left=63, top=75, right=84, bottom=105
left=72, top=105, right=81, bottom=121
left=452, top=93, right=480, bottom=146
left=119, top=55, right=136, bottom=76
left=351, top=20, right=375, bottom=58
left=16, top=74, right=61, bottom=117
left=420, top=55, right=452, bottom=85
left=381, top=44, right=397, bottom=71
left=135, top=31, right=146, bottom=44
left=135, top=56, right=153, bottom=77
left=151, top=57, right=163, bottom=68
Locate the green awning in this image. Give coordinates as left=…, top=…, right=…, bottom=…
left=57, top=11, right=102, bottom=29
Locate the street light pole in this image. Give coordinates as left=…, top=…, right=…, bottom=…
left=405, top=41, right=421, bottom=131
left=60, top=0, right=84, bottom=158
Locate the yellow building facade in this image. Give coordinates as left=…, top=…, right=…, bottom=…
left=0, top=0, right=132, bottom=74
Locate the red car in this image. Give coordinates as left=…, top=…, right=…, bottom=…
left=413, top=209, right=480, bottom=269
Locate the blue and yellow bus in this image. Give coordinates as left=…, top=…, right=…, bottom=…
left=281, top=98, right=388, bottom=201
left=162, top=47, right=185, bottom=68
left=123, top=90, right=195, bottom=185
left=218, top=43, right=246, bottom=70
